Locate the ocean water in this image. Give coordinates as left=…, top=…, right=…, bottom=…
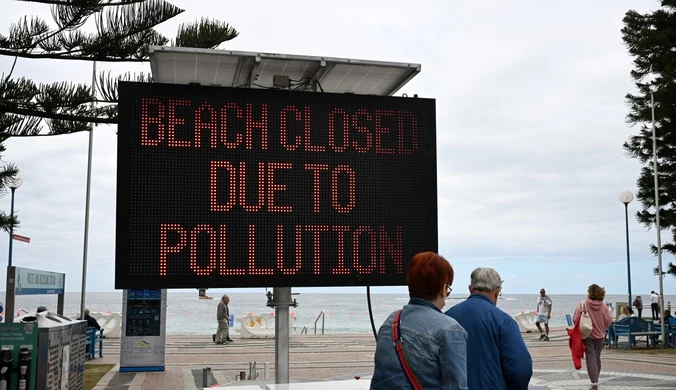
left=2, top=292, right=674, bottom=334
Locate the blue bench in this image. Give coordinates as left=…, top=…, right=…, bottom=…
left=612, top=317, right=660, bottom=349
left=85, top=327, right=104, bottom=359
left=652, top=317, right=676, bottom=346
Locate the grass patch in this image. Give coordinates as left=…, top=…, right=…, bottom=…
left=85, top=364, right=116, bottom=390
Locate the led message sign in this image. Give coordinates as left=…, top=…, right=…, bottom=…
left=115, top=82, right=437, bottom=288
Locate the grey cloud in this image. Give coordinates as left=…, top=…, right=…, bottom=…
left=0, top=0, right=667, bottom=293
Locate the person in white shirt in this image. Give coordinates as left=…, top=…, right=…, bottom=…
left=650, top=291, right=659, bottom=320
left=535, top=288, right=552, bottom=341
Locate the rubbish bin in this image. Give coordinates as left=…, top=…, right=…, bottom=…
left=21, top=311, right=87, bottom=390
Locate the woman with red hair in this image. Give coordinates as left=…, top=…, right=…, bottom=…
left=370, top=252, right=468, bottom=390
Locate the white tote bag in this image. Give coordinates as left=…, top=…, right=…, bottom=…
left=579, top=301, right=594, bottom=339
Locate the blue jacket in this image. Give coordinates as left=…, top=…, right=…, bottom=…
left=445, top=294, right=532, bottom=390
left=371, top=298, right=468, bottom=390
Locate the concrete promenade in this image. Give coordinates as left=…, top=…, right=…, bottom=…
left=91, top=328, right=676, bottom=390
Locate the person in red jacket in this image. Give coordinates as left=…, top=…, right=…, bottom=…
left=573, top=284, right=613, bottom=390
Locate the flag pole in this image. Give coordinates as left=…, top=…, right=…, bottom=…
left=80, top=61, right=96, bottom=320
left=650, top=74, right=666, bottom=346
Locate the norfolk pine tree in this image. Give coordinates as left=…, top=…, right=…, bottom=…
left=0, top=0, right=239, bottom=232
left=622, top=0, right=676, bottom=278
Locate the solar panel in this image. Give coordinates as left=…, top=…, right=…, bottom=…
left=148, top=46, right=421, bottom=96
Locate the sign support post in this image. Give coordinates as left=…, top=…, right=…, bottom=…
left=6, top=266, right=16, bottom=324
left=57, top=273, right=66, bottom=315
left=270, top=287, right=292, bottom=383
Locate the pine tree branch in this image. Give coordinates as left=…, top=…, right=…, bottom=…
left=0, top=2, right=240, bottom=137
left=96, top=69, right=151, bottom=102
left=0, top=163, right=20, bottom=233
left=0, top=48, right=148, bottom=61
left=0, top=0, right=184, bottom=61
left=653, top=262, right=676, bottom=278
left=0, top=56, right=19, bottom=87
left=173, top=18, right=239, bottom=49
left=0, top=113, right=43, bottom=136
left=0, top=104, right=117, bottom=126
left=19, top=0, right=146, bottom=5
left=83, top=0, right=180, bottom=58
left=0, top=213, right=19, bottom=234
left=0, top=163, right=19, bottom=195
left=0, top=75, right=118, bottom=135
left=3, top=16, right=51, bottom=50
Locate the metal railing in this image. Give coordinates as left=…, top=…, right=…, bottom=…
left=300, top=326, right=308, bottom=334
left=314, top=310, right=325, bottom=334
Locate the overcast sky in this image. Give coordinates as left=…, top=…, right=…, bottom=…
left=0, top=0, right=672, bottom=296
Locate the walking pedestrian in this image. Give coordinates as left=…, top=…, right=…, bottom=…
left=213, top=295, right=233, bottom=344
left=573, top=284, right=613, bottom=390
left=446, top=268, right=532, bottom=390
left=371, top=252, right=468, bottom=390
left=535, top=288, right=552, bottom=341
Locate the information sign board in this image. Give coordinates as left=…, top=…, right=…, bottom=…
left=14, top=267, right=65, bottom=295
left=116, top=82, right=438, bottom=288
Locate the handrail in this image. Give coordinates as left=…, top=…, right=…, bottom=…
left=300, top=326, right=308, bottom=335
left=314, top=310, right=325, bottom=334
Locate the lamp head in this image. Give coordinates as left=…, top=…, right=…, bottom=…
left=619, top=190, right=633, bottom=205
left=8, top=176, right=22, bottom=190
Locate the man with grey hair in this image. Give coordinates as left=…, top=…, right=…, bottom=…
left=84, top=308, right=102, bottom=331
left=213, top=294, right=233, bottom=344
left=446, top=268, right=532, bottom=390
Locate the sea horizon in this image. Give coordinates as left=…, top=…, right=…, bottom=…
left=4, top=291, right=675, bottom=334
left=1, top=290, right=670, bottom=295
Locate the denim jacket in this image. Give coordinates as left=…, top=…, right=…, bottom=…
left=370, top=298, right=468, bottom=390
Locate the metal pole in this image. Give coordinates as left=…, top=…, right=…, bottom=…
left=202, top=367, right=211, bottom=387
left=7, top=188, right=16, bottom=267
left=650, top=88, right=666, bottom=346
left=274, top=287, right=290, bottom=384
left=624, top=203, right=632, bottom=307
left=80, top=61, right=96, bottom=320
left=57, top=273, right=65, bottom=315
left=5, top=266, right=15, bottom=324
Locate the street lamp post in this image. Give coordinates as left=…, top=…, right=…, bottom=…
left=619, top=190, right=634, bottom=309
left=7, top=175, right=23, bottom=267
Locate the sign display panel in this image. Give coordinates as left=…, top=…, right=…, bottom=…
left=120, top=289, right=166, bottom=372
left=14, top=267, right=65, bottom=295
left=116, top=82, right=437, bottom=289
left=125, top=289, right=162, bottom=336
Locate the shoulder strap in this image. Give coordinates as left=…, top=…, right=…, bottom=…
left=392, top=310, right=423, bottom=390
